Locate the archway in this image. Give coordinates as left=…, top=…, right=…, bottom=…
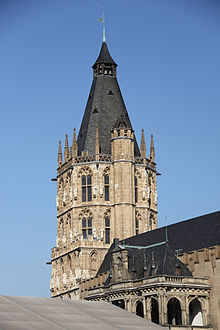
left=112, top=299, right=125, bottom=310
left=189, top=299, right=203, bottom=326
left=136, top=301, right=144, bottom=318
left=167, top=298, right=182, bottom=325
left=151, top=298, right=159, bottom=324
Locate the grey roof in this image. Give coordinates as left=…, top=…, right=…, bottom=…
left=98, top=211, right=220, bottom=274
left=77, top=43, right=140, bottom=156
left=0, top=295, right=163, bottom=330
left=92, top=42, right=117, bottom=68
left=126, top=244, right=192, bottom=279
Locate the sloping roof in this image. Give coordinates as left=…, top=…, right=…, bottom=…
left=98, top=211, right=220, bottom=274
left=92, top=42, right=117, bottom=67
left=125, top=244, right=192, bottom=279
left=0, top=295, right=163, bottom=330
left=77, top=43, right=140, bottom=156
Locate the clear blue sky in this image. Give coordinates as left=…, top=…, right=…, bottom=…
left=0, top=0, right=219, bottom=297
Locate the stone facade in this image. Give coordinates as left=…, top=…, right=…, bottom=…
left=50, top=129, right=158, bottom=299
left=82, top=244, right=213, bottom=329
left=179, top=246, right=220, bottom=329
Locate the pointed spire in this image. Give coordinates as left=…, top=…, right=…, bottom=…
left=140, top=129, right=146, bottom=158
left=95, top=125, right=100, bottom=155
left=72, top=128, right=78, bottom=157
left=58, top=140, right=63, bottom=166
left=64, top=134, right=69, bottom=162
left=150, top=134, right=155, bottom=162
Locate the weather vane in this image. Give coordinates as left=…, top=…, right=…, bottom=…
left=98, top=7, right=108, bottom=42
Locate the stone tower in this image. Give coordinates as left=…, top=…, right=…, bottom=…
left=50, top=42, right=158, bottom=299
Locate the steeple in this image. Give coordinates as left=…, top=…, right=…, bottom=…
left=140, top=129, right=146, bottom=158
left=150, top=134, right=155, bottom=162
left=77, top=42, right=140, bottom=157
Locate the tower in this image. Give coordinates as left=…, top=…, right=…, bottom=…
left=50, top=41, right=158, bottom=299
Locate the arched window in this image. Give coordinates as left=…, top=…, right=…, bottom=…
left=189, top=299, right=203, bottom=326
left=112, top=299, right=125, bottom=309
left=105, top=216, right=110, bottom=244
left=135, top=218, right=139, bottom=235
left=90, top=251, right=98, bottom=271
left=167, top=298, right=182, bottom=325
left=134, top=176, right=138, bottom=203
left=151, top=298, right=159, bottom=324
left=136, top=301, right=144, bottom=318
left=82, top=175, right=92, bottom=202
left=82, top=217, right=92, bottom=239
left=104, top=175, right=109, bottom=201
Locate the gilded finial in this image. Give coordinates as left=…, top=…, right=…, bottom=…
left=98, top=7, right=107, bottom=42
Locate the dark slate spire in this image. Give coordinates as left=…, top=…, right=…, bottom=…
left=92, top=42, right=117, bottom=68
left=77, top=42, right=140, bottom=156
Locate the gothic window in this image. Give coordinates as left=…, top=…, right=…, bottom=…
left=151, top=298, right=159, bottom=324
left=105, top=216, right=110, bottom=244
left=90, top=251, right=98, bottom=271
left=104, top=175, right=109, bottom=201
left=135, top=218, right=139, bottom=235
left=167, top=298, right=182, bottom=325
left=82, top=175, right=92, bottom=202
left=82, top=217, right=92, bottom=239
left=136, top=301, right=144, bottom=318
left=135, top=176, right=138, bottom=203
left=189, top=299, right=203, bottom=326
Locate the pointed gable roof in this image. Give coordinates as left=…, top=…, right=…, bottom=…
left=77, top=42, right=140, bottom=156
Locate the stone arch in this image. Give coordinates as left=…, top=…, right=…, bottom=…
left=136, top=300, right=144, bottom=318
left=151, top=297, right=159, bottom=324
left=77, top=166, right=93, bottom=178
left=90, top=250, right=99, bottom=272
left=189, top=298, right=203, bottom=326
left=79, top=208, right=93, bottom=220
left=167, top=297, right=182, bottom=325
left=112, top=299, right=125, bottom=310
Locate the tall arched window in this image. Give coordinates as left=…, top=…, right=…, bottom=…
left=167, top=298, right=182, bottom=325
left=136, top=301, right=144, bottom=318
left=82, top=175, right=92, bottom=202
left=189, top=299, right=203, bottom=326
left=82, top=217, right=92, bottom=239
left=151, top=298, right=159, bottom=324
left=135, top=218, right=139, bottom=235
left=134, top=176, right=138, bottom=203
left=104, top=175, right=109, bottom=201
left=105, top=216, right=110, bottom=243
